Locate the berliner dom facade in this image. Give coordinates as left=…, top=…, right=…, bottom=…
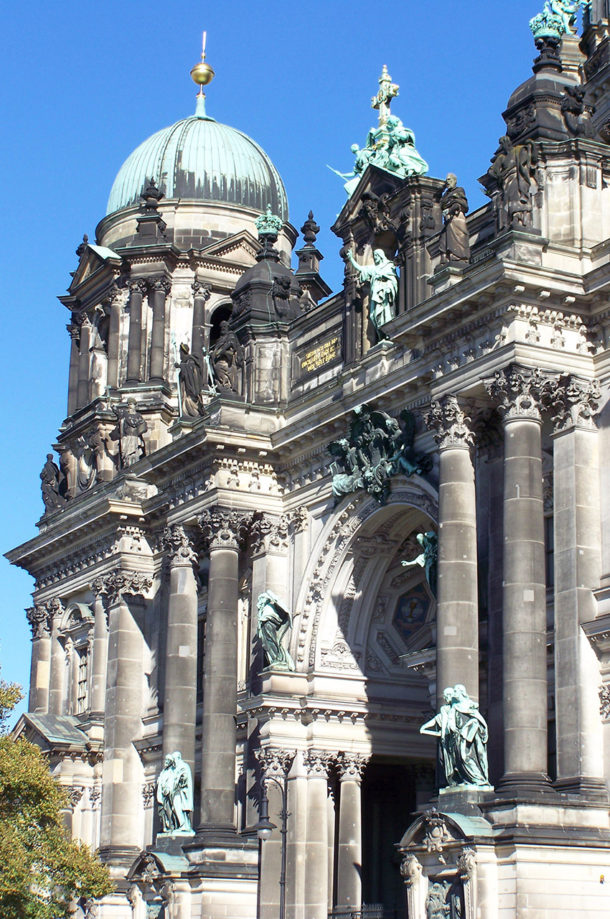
left=9, top=7, right=610, bottom=917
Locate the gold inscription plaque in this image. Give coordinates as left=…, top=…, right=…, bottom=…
left=300, top=336, right=339, bottom=374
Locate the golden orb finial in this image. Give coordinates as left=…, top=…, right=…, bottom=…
left=190, top=31, right=215, bottom=92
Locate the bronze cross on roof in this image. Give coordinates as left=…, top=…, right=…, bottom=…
left=371, top=65, right=399, bottom=126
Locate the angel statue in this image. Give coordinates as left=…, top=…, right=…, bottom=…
left=401, top=530, right=438, bottom=597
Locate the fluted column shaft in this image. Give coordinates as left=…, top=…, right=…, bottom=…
left=95, top=571, right=151, bottom=864
left=486, top=366, right=551, bottom=791
left=304, top=751, right=330, bottom=919
left=198, top=510, right=246, bottom=833
left=191, top=281, right=211, bottom=364
left=77, top=317, right=92, bottom=409
left=90, top=593, right=108, bottom=717
left=426, top=395, right=479, bottom=703
left=106, top=288, right=122, bottom=388
left=550, top=378, right=605, bottom=795
left=336, top=754, right=368, bottom=911
left=26, top=604, right=52, bottom=713
left=162, top=525, right=199, bottom=775
left=126, top=280, right=146, bottom=384
left=67, top=321, right=81, bottom=416
left=150, top=278, right=170, bottom=382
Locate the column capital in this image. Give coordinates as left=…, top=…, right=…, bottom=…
left=198, top=508, right=253, bottom=551
left=303, top=749, right=333, bottom=777
left=425, top=394, right=474, bottom=450
left=336, top=752, right=370, bottom=782
left=91, top=570, right=151, bottom=608
left=25, top=602, right=54, bottom=639
left=152, top=276, right=171, bottom=296
left=163, top=523, right=199, bottom=569
left=129, top=278, right=148, bottom=297
left=255, top=747, right=296, bottom=781
left=484, top=364, right=552, bottom=422
left=250, top=512, right=291, bottom=555
left=400, top=853, right=423, bottom=887
left=192, top=280, right=211, bottom=300
left=546, top=374, right=600, bottom=433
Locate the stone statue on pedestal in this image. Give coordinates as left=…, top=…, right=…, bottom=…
left=420, top=684, right=489, bottom=787
left=346, top=248, right=398, bottom=338
left=211, top=321, right=244, bottom=393
left=40, top=453, right=64, bottom=512
left=156, top=751, right=194, bottom=835
left=176, top=343, right=205, bottom=416
left=114, top=400, right=147, bottom=468
left=438, top=174, right=470, bottom=265
left=487, top=135, right=538, bottom=229
left=257, top=590, right=295, bottom=671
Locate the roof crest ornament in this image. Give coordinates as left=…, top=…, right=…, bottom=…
left=371, top=64, right=399, bottom=126
left=190, top=31, right=215, bottom=118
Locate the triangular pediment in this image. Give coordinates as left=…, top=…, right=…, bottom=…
left=69, top=244, right=122, bottom=292
left=333, top=164, right=406, bottom=229
left=199, top=229, right=260, bottom=264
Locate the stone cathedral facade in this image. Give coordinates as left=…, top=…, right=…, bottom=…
left=9, top=5, right=610, bottom=917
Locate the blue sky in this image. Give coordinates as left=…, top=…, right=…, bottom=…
left=0, top=0, right=566, bottom=721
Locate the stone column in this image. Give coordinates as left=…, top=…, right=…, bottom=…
left=191, top=280, right=211, bottom=363
left=335, top=754, right=368, bottom=913
left=89, top=590, right=109, bottom=719
left=77, top=317, right=93, bottom=409
left=105, top=284, right=122, bottom=389
left=26, top=603, right=52, bottom=713
left=549, top=376, right=605, bottom=796
left=94, top=571, right=151, bottom=866
left=425, top=395, right=479, bottom=703
left=161, top=525, right=199, bottom=775
left=485, top=366, right=552, bottom=793
left=303, top=751, right=330, bottom=919
left=126, top=279, right=147, bottom=385
left=67, top=320, right=81, bottom=416
left=149, top=277, right=171, bottom=383
left=257, top=749, right=294, bottom=919
left=48, top=598, right=66, bottom=715
left=198, top=509, right=249, bottom=836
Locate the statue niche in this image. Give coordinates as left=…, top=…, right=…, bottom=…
left=484, top=135, right=539, bottom=230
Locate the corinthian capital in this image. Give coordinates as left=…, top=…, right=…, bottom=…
left=336, top=752, right=370, bottom=782
left=192, top=280, right=211, bottom=300
left=250, top=512, right=291, bottom=555
left=91, top=571, right=151, bottom=607
left=198, top=508, right=253, bottom=551
left=129, top=278, right=148, bottom=297
left=163, top=524, right=199, bottom=569
left=425, top=395, right=474, bottom=450
left=152, top=277, right=171, bottom=296
left=255, top=747, right=296, bottom=781
left=545, top=374, right=600, bottom=433
left=484, top=364, right=551, bottom=422
left=302, top=750, right=332, bottom=777
left=25, top=603, right=53, bottom=639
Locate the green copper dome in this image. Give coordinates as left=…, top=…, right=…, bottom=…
left=106, top=106, right=288, bottom=219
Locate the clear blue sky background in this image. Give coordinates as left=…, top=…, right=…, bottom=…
left=0, top=0, right=570, bottom=722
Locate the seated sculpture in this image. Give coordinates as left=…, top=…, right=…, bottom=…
left=420, top=684, right=490, bottom=787
left=156, top=751, right=194, bottom=835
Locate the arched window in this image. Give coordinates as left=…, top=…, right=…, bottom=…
left=62, top=603, right=94, bottom=716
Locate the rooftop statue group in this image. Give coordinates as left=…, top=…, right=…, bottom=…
left=421, top=684, right=490, bottom=788
left=328, top=405, right=432, bottom=505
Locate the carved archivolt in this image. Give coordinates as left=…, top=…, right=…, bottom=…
left=292, top=484, right=438, bottom=668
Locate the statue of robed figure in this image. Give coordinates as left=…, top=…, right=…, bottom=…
left=346, top=248, right=398, bottom=338
left=156, top=751, right=194, bottom=835
left=420, top=684, right=490, bottom=788
left=257, top=590, right=295, bottom=671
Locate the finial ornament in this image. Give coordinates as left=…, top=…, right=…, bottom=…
left=529, top=0, right=590, bottom=39
left=190, top=31, right=215, bottom=116
left=255, top=204, right=282, bottom=240
left=372, top=64, right=399, bottom=126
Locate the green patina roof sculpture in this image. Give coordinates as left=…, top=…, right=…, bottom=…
left=106, top=39, right=288, bottom=219
left=331, top=65, right=428, bottom=197
left=529, top=0, right=590, bottom=39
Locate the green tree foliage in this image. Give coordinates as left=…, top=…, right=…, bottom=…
left=0, top=679, right=113, bottom=918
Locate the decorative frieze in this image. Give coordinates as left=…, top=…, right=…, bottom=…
left=162, top=524, right=199, bottom=569
left=425, top=395, right=474, bottom=451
